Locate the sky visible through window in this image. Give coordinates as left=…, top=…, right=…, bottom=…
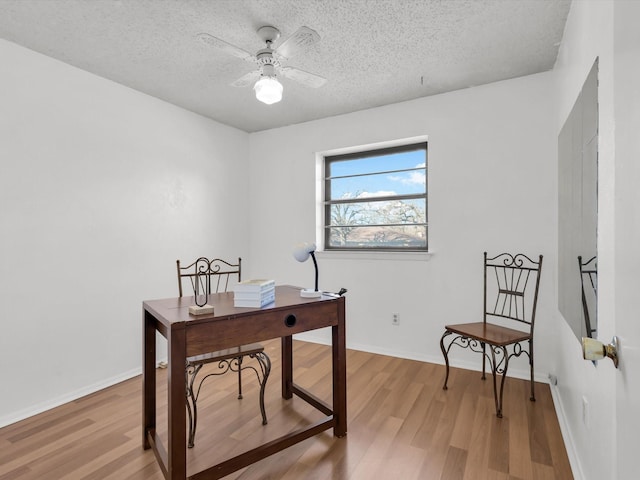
left=328, top=149, right=426, bottom=199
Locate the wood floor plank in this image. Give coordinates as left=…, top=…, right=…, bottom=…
left=531, top=461, right=557, bottom=480
left=348, top=371, right=392, bottom=423
left=0, top=340, right=573, bottom=480
left=463, top=394, right=494, bottom=480
left=391, top=381, right=424, bottom=420
left=507, top=379, right=535, bottom=480
left=441, top=446, right=468, bottom=480
left=393, top=383, right=430, bottom=445
left=0, top=464, right=31, bottom=480
left=86, top=444, right=157, bottom=480
left=378, top=442, right=426, bottom=480
left=526, top=395, right=554, bottom=466
left=348, top=415, right=403, bottom=479
left=449, top=391, right=478, bottom=450
left=538, top=385, right=574, bottom=479
left=414, top=399, right=448, bottom=478
left=488, top=415, right=510, bottom=473
left=0, top=418, right=94, bottom=465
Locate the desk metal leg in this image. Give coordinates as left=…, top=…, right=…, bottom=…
left=143, top=310, right=156, bottom=450
left=282, top=335, right=293, bottom=399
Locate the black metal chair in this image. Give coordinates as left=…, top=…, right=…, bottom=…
left=578, top=255, right=597, bottom=338
left=440, top=252, right=543, bottom=418
left=176, top=257, right=270, bottom=448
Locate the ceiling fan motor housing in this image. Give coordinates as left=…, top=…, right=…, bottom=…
left=256, top=49, right=280, bottom=77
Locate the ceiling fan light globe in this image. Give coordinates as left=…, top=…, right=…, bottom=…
left=254, top=76, right=283, bottom=104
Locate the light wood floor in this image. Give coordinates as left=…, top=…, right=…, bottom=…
left=0, top=340, right=573, bottom=480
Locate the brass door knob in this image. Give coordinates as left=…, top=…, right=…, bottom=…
left=582, top=336, right=619, bottom=368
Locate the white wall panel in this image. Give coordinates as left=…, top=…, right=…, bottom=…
left=247, top=73, right=557, bottom=380
left=0, top=40, right=250, bottom=426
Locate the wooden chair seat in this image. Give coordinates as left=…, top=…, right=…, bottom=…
left=444, top=322, right=531, bottom=346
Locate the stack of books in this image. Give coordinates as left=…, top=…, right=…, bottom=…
left=233, top=279, right=276, bottom=308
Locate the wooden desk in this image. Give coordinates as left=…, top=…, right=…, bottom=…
left=142, top=285, right=346, bottom=480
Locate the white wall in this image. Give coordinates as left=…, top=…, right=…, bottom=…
left=0, top=40, right=250, bottom=426
left=247, top=72, right=557, bottom=378
left=550, top=1, right=617, bottom=479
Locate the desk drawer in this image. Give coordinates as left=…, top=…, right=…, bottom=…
left=186, top=301, right=340, bottom=357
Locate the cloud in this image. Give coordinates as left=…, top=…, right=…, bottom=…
left=357, top=190, right=396, bottom=198
left=388, top=171, right=426, bottom=186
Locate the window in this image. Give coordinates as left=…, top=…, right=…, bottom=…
left=324, top=142, right=427, bottom=251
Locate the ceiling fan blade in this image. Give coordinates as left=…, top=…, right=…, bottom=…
left=275, top=26, right=320, bottom=60
left=197, top=33, right=255, bottom=63
left=279, top=67, right=327, bottom=88
left=231, top=70, right=261, bottom=87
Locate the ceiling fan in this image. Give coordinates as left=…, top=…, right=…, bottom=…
left=197, top=25, right=327, bottom=105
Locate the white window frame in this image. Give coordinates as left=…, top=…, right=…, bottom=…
left=317, top=139, right=428, bottom=254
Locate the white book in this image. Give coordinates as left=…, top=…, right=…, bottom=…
left=233, top=286, right=275, bottom=301
left=233, top=279, right=275, bottom=293
left=234, top=289, right=276, bottom=308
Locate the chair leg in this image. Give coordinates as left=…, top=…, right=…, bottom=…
left=439, top=331, right=453, bottom=390
left=253, top=352, right=271, bottom=425
left=237, top=356, right=243, bottom=400
left=529, top=339, right=536, bottom=402
left=481, top=342, right=487, bottom=380
left=186, top=364, right=203, bottom=448
left=489, top=345, right=509, bottom=418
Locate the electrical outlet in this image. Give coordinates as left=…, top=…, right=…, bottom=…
left=392, top=313, right=399, bottom=326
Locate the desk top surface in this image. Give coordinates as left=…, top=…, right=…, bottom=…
left=143, top=285, right=343, bottom=327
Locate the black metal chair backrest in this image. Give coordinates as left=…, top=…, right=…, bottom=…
left=176, top=257, right=242, bottom=298
left=578, top=255, right=597, bottom=337
left=483, top=252, right=543, bottom=329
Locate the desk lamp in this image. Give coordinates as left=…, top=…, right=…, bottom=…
left=293, top=242, right=321, bottom=298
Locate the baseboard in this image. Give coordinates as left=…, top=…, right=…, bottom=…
left=0, top=367, right=141, bottom=429
left=549, top=382, right=584, bottom=480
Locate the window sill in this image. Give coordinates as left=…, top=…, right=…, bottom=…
left=316, top=250, right=433, bottom=261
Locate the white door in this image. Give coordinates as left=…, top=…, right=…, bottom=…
left=613, top=2, right=640, bottom=479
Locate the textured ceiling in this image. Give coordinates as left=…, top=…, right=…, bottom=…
left=0, top=0, right=571, bottom=132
